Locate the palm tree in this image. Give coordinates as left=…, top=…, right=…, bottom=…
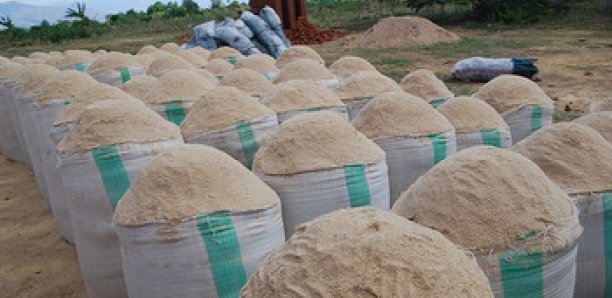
left=66, top=2, right=91, bottom=27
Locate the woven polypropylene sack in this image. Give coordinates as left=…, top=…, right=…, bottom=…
left=0, top=83, right=25, bottom=161
left=59, top=139, right=183, bottom=298
left=255, top=160, right=390, bottom=238
left=502, top=104, right=553, bottom=144
left=276, top=106, right=348, bottom=124
left=455, top=128, right=513, bottom=151
left=116, top=203, right=284, bottom=298
left=344, top=97, right=373, bottom=120
left=90, top=66, right=145, bottom=87
left=376, top=132, right=457, bottom=205
left=149, top=101, right=194, bottom=126
left=185, top=115, right=278, bottom=169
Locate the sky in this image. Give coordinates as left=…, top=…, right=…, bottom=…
left=0, top=0, right=246, bottom=14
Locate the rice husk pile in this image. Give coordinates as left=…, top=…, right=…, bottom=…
left=146, top=54, right=195, bottom=77
left=49, top=51, right=63, bottom=58
left=209, top=46, right=242, bottom=60
left=241, top=207, right=493, bottom=297
left=115, top=144, right=279, bottom=226
left=137, top=45, right=158, bottom=55
left=134, top=54, right=154, bottom=67
left=336, top=70, right=401, bottom=100
left=235, top=53, right=278, bottom=73
left=15, top=64, right=60, bottom=95
left=159, top=43, right=180, bottom=53
left=11, top=57, right=31, bottom=64
left=0, top=56, right=9, bottom=64
left=63, top=49, right=90, bottom=56
left=352, top=91, right=453, bottom=139
left=188, top=47, right=211, bottom=60
left=12, top=63, right=57, bottom=85
left=591, top=98, right=612, bottom=113
left=437, top=96, right=509, bottom=133
left=476, top=75, right=552, bottom=114
left=573, top=111, right=612, bottom=142
left=220, top=69, right=273, bottom=96
left=86, top=52, right=141, bottom=74
left=352, top=16, right=460, bottom=48
left=121, top=75, right=158, bottom=100
left=143, top=69, right=215, bottom=104
left=329, top=56, right=377, bottom=79
left=273, top=59, right=335, bottom=84
left=181, top=87, right=275, bottom=139
left=0, top=62, right=26, bottom=82
left=262, top=80, right=344, bottom=113
left=205, top=58, right=234, bottom=76
left=254, top=111, right=385, bottom=175
left=94, top=49, right=108, bottom=57
left=28, top=52, right=50, bottom=60
left=193, top=69, right=219, bottom=84
left=54, top=83, right=137, bottom=125
left=400, top=69, right=453, bottom=101
left=57, top=51, right=94, bottom=69
left=57, top=98, right=180, bottom=154
left=173, top=50, right=207, bottom=68
left=513, top=123, right=612, bottom=194
left=392, top=146, right=582, bottom=255
left=276, top=45, right=324, bottom=68
left=34, top=71, right=98, bottom=104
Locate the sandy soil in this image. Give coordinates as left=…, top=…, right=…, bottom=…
left=0, top=154, right=85, bottom=297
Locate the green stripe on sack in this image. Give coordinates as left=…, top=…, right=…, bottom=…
left=499, top=249, right=543, bottom=298
left=261, top=72, right=272, bottom=80
left=481, top=128, right=502, bottom=148
left=603, top=193, right=612, bottom=297
left=235, top=121, right=257, bottom=169
left=343, top=163, right=371, bottom=207
left=164, top=105, right=186, bottom=125
left=307, top=107, right=321, bottom=112
left=226, top=56, right=237, bottom=65
left=196, top=211, right=247, bottom=298
left=429, top=97, right=448, bottom=109
left=119, top=67, right=131, bottom=83
left=531, top=105, right=543, bottom=132
left=428, top=133, right=447, bottom=164
left=91, top=145, right=131, bottom=210
left=75, top=63, right=86, bottom=72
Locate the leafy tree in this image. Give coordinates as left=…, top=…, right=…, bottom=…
left=0, top=16, right=15, bottom=41
left=147, top=1, right=167, bottom=15
left=65, top=2, right=91, bottom=27
left=182, top=0, right=200, bottom=14
left=211, top=0, right=224, bottom=9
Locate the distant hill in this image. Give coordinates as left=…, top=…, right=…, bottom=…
left=0, top=1, right=107, bottom=28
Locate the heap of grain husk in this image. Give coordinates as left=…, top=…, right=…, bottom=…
left=513, top=123, right=612, bottom=194
left=143, top=69, right=215, bottom=104
left=329, top=56, right=377, bottom=79
left=57, top=99, right=180, bottom=154
left=352, top=16, right=460, bottom=48
left=159, top=43, right=180, bottom=53
left=173, top=50, right=207, bottom=68
left=146, top=54, right=195, bottom=77
left=437, top=96, right=508, bottom=133
left=86, top=52, right=141, bottom=74
left=273, top=59, right=335, bottom=84
left=591, top=98, right=612, bottom=113
left=28, top=52, right=50, bottom=60
left=54, top=83, right=137, bottom=125
left=262, top=80, right=344, bottom=113
left=241, top=207, right=493, bottom=297
left=476, top=75, right=552, bottom=114
left=188, top=47, right=211, bottom=60
left=57, top=51, right=94, bottom=70
left=133, top=54, right=154, bottom=68
left=121, top=75, right=158, bottom=100
left=276, top=45, right=324, bottom=68
left=13, top=64, right=59, bottom=94
left=11, top=57, right=32, bottom=64
left=34, top=71, right=98, bottom=104
left=235, top=53, right=278, bottom=73
left=336, top=70, right=401, bottom=100
left=573, top=112, right=612, bottom=142
left=392, top=146, right=582, bottom=255
left=400, top=69, right=453, bottom=102
left=192, top=69, right=219, bottom=84
left=0, top=62, right=26, bottom=81
left=181, top=87, right=274, bottom=139
left=94, top=50, right=108, bottom=57
left=254, top=111, right=384, bottom=175
left=209, top=46, right=242, bottom=61
left=220, top=69, right=273, bottom=97
left=353, top=92, right=453, bottom=139
left=0, top=56, right=9, bottom=64
left=204, top=58, right=234, bottom=76
left=137, top=45, right=158, bottom=55
left=49, top=51, right=63, bottom=58
left=115, top=144, right=279, bottom=225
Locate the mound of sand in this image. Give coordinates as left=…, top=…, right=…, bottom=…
left=336, top=71, right=401, bottom=100
left=57, top=99, right=180, bottom=154
left=143, top=69, right=215, bottom=104
left=181, top=87, right=274, bottom=139
left=400, top=69, right=453, bottom=102
left=115, top=144, right=279, bottom=226
left=220, top=69, right=273, bottom=96
left=276, top=45, right=324, bottom=68
left=54, top=84, right=137, bottom=125
left=254, top=111, right=384, bottom=175
left=121, top=75, right=158, bottom=100
left=262, top=80, right=344, bottom=113
left=352, top=16, right=460, bottom=48
left=241, top=208, right=492, bottom=297
left=146, top=54, right=195, bottom=77
left=392, top=147, right=582, bottom=255
left=205, top=58, right=234, bottom=76
left=273, top=59, right=334, bottom=84
left=353, top=91, right=453, bottom=139
left=476, top=75, right=552, bottom=114
left=86, top=52, right=141, bottom=74
left=137, top=45, right=158, bottom=55
left=437, top=96, right=508, bottom=133
left=573, top=112, right=612, bottom=142
left=236, top=53, right=278, bottom=73
left=513, top=123, right=612, bottom=194
left=329, top=56, right=377, bottom=79
left=209, top=46, right=242, bottom=60
left=34, top=71, right=98, bottom=104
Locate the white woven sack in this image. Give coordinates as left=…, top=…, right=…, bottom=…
left=0, top=82, right=25, bottom=161
left=455, top=128, right=513, bottom=151
left=149, top=101, right=194, bottom=126
left=502, top=104, right=553, bottom=144
left=59, top=63, right=89, bottom=72
left=90, top=66, right=145, bottom=87
left=59, top=138, right=183, bottom=298
left=1, top=82, right=29, bottom=163
left=185, top=114, right=278, bottom=169
left=344, top=97, right=373, bottom=120
left=255, top=160, right=390, bottom=238
left=319, top=77, right=340, bottom=91
left=376, top=131, right=457, bottom=205
left=277, top=106, right=348, bottom=124
left=115, top=203, right=285, bottom=298
left=573, top=191, right=612, bottom=297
